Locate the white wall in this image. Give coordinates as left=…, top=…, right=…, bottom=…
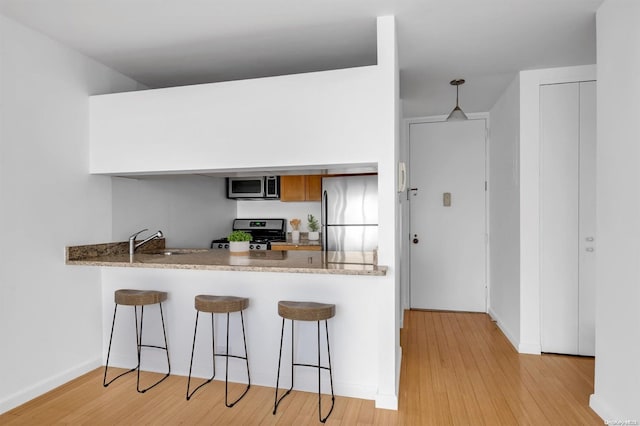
left=0, top=15, right=141, bottom=413
left=375, top=17, right=401, bottom=409
left=487, top=74, right=521, bottom=348
left=237, top=200, right=321, bottom=233
left=589, top=0, right=640, bottom=421
left=111, top=175, right=236, bottom=247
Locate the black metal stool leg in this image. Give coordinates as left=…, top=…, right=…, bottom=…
left=186, top=310, right=199, bottom=399
left=224, top=311, right=251, bottom=407
left=240, top=311, right=251, bottom=391
left=318, top=319, right=335, bottom=423
left=273, top=317, right=284, bottom=414
left=273, top=318, right=295, bottom=415
left=186, top=311, right=216, bottom=400
left=212, top=312, right=216, bottom=379
left=104, top=304, right=139, bottom=387
left=104, top=304, right=138, bottom=387
left=136, top=302, right=171, bottom=393
left=135, top=305, right=143, bottom=391
left=159, top=301, right=171, bottom=374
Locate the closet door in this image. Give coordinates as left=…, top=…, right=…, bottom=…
left=540, top=81, right=596, bottom=356
left=540, top=82, right=580, bottom=355
left=578, top=81, right=596, bottom=356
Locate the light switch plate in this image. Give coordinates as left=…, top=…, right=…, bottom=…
left=443, top=192, right=451, bottom=207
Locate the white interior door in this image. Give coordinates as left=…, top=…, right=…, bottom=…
left=578, top=81, right=596, bottom=356
left=409, top=119, right=487, bottom=312
left=540, top=81, right=596, bottom=356
left=540, top=82, right=580, bottom=354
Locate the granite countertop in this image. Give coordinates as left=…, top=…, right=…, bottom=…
left=65, top=241, right=386, bottom=276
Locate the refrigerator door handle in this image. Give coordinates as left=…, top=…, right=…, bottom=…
left=322, top=190, right=328, bottom=252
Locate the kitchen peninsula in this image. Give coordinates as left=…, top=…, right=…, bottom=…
left=66, top=239, right=385, bottom=275
left=81, top=16, right=399, bottom=410
left=66, top=238, right=391, bottom=406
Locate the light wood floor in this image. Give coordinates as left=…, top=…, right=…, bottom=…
left=1, top=310, right=602, bottom=425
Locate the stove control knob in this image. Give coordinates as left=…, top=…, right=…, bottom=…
left=255, top=244, right=261, bottom=250
left=224, top=243, right=229, bottom=249
left=217, top=244, right=223, bottom=249
left=249, top=244, right=255, bottom=250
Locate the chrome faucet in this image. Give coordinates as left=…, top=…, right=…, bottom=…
left=129, top=228, right=164, bottom=256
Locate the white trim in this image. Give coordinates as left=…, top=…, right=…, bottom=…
left=588, top=394, right=614, bottom=423
left=484, top=115, right=492, bottom=314
left=375, top=393, right=399, bottom=410
left=375, top=344, right=401, bottom=409
left=517, top=342, right=542, bottom=355
left=0, top=358, right=101, bottom=415
left=489, top=308, right=542, bottom=354
left=488, top=308, right=520, bottom=351
left=404, top=113, right=491, bottom=312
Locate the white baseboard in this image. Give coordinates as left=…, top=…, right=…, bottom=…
left=488, top=308, right=519, bottom=351
left=588, top=393, right=612, bottom=422
left=517, top=342, right=542, bottom=355
left=375, top=393, right=399, bottom=410
left=487, top=308, right=541, bottom=355
left=0, top=358, right=101, bottom=415
left=375, top=346, right=401, bottom=410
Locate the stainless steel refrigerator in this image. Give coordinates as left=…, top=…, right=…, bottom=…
left=322, top=175, right=378, bottom=252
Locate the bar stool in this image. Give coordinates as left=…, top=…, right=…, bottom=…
left=103, top=289, right=171, bottom=393
left=186, top=295, right=251, bottom=407
left=273, top=301, right=336, bottom=423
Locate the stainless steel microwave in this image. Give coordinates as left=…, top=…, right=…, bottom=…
left=227, top=176, right=280, bottom=199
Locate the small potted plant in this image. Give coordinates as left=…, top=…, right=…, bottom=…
left=307, top=214, right=320, bottom=240
left=228, top=230, right=252, bottom=256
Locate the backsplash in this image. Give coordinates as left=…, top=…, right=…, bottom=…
left=236, top=200, right=322, bottom=232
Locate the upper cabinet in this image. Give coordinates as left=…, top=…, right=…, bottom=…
left=280, top=175, right=322, bottom=202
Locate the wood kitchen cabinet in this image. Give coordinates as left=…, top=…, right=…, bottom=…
left=280, top=175, right=322, bottom=201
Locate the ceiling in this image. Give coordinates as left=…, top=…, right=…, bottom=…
left=0, top=0, right=602, bottom=118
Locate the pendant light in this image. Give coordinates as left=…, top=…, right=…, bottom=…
left=447, top=79, right=468, bottom=121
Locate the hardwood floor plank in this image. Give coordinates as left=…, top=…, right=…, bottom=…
left=0, top=310, right=602, bottom=425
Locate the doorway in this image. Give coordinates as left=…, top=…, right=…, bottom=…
left=409, top=119, right=487, bottom=312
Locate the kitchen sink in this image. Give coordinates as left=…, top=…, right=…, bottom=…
left=146, top=249, right=208, bottom=256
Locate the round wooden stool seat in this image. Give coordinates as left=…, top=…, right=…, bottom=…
left=278, top=301, right=336, bottom=322
left=115, top=289, right=167, bottom=306
left=195, top=295, right=249, bottom=313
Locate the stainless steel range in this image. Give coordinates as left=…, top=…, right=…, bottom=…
left=210, top=218, right=287, bottom=251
